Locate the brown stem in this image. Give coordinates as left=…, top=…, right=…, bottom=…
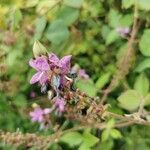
left=100, top=6, right=141, bottom=105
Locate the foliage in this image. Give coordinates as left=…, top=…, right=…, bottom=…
left=0, top=0, right=150, bottom=149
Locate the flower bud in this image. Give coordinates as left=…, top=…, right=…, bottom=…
left=32, top=103, right=39, bottom=108
left=33, top=40, right=48, bottom=58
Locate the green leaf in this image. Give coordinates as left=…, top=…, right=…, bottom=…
left=82, top=131, right=99, bottom=148
left=57, top=7, right=79, bottom=26
left=139, top=29, right=150, bottom=56
left=122, top=0, right=135, bottom=9
left=110, top=129, right=122, bottom=139
left=106, top=30, right=119, bottom=45
left=108, top=9, right=121, bottom=28
left=135, top=58, right=150, bottom=72
left=144, top=93, right=150, bottom=106
left=137, top=0, right=150, bottom=11
left=95, top=72, right=111, bottom=89
left=25, top=0, right=39, bottom=8
left=134, top=73, right=149, bottom=96
left=79, top=144, right=91, bottom=150
left=75, top=79, right=97, bottom=97
left=122, top=0, right=150, bottom=10
left=101, top=130, right=110, bottom=142
left=34, top=17, right=47, bottom=40
left=64, top=0, right=83, bottom=8
left=118, top=90, right=141, bottom=111
left=107, top=119, right=115, bottom=129
left=14, top=94, right=27, bottom=107
left=46, top=19, right=69, bottom=45
left=119, top=14, right=133, bottom=26
left=60, top=132, right=83, bottom=147
left=13, top=9, right=22, bottom=30
left=36, top=0, right=60, bottom=15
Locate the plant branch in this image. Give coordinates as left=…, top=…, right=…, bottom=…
left=100, top=5, right=141, bottom=104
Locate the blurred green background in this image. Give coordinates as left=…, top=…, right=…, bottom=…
left=0, top=0, right=150, bottom=149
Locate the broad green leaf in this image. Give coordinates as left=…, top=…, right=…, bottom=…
left=108, top=9, right=121, bottom=28
left=139, top=29, right=150, bottom=56
left=122, top=0, right=150, bottom=10
left=144, top=93, right=150, bottom=106
left=76, top=79, right=97, bottom=97
left=82, top=131, right=99, bottom=148
left=134, top=73, right=149, bottom=96
left=13, top=9, right=22, bottom=30
left=122, top=0, right=135, bottom=9
left=135, top=58, right=150, bottom=72
left=137, top=0, right=150, bottom=11
left=118, top=90, right=141, bottom=111
left=64, top=0, right=83, bottom=8
left=119, top=14, right=133, bottom=26
left=106, top=30, right=119, bottom=45
left=95, top=72, right=111, bottom=89
left=57, top=7, right=79, bottom=26
left=60, top=132, right=83, bottom=147
left=79, top=144, right=91, bottom=150
left=14, top=94, right=27, bottom=107
left=24, top=0, right=39, bottom=8
left=107, top=119, right=115, bottom=129
left=101, top=130, right=110, bottom=142
left=110, top=129, right=122, bottom=139
left=46, top=19, right=69, bottom=45
left=36, top=0, right=59, bottom=15
left=34, top=17, right=47, bottom=40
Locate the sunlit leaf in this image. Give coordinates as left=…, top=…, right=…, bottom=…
left=118, top=90, right=141, bottom=111
left=134, top=73, right=149, bottom=96
left=139, top=29, right=150, bottom=56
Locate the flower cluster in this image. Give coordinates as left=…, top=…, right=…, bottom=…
left=28, top=41, right=91, bottom=129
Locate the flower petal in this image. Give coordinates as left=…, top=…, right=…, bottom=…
left=39, top=72, right=49, bottom=85
left=59, top=55, right=72, bottom=74
left=30, top=71, right=43, bottom=84
left=29, top=57, right=49, bottom=71
left=48, top=53, right=60, bottom=66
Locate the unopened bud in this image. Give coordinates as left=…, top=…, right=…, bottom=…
left=32, top=103, right=39, bottom=108
left=33, top=40, right=48, bottom=58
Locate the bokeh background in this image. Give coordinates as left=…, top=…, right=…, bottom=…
left=0, top=0, right=150, bottom=149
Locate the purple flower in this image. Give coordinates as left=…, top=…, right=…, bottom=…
left=29, top=56, right=50, bottom=85
left=116, top=27, right=130, bottom=37
left=49, top=53, right=72, bottom=74
left=78, top=69, right=89, bottom=79
left=54, top=97, right=65, bottom=113
left=29, top=107, right=51, bottom=123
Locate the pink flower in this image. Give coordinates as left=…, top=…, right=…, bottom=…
left=78, top=69, right=89, bottom=79
left=54, top=97, right=65, bottom=113
left=29, top=56, right=50, bottom=85
left=29, top=107, right=51, bottom=123
left=116, top=27, right=130, bottom=37
left=49, top=53, right=72, bottom=74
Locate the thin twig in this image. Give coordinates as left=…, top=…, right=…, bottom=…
left=100, top=5, right=141, bottom=104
